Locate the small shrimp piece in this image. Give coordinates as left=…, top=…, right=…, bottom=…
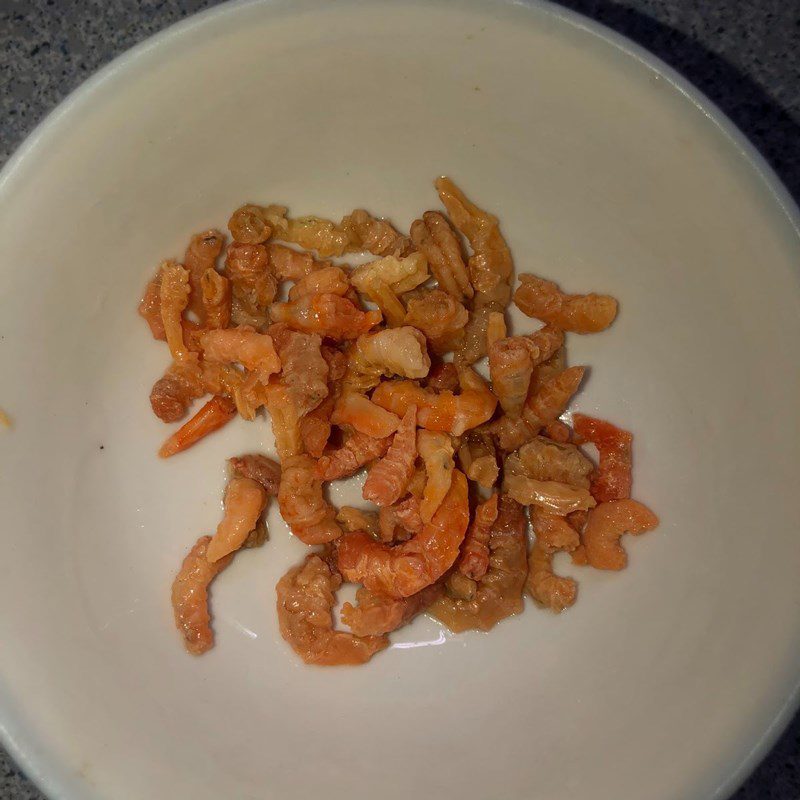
left=379, top=495, right=424, bottom=542
left=266, top=242, right=330, bottom=281
left=158, top=395, right=237, bottom=458
left=336, top=506, right=381, bottom=538
left=455, top=288, right=511, bottom=366
left=184, top=230, right=225, bottom=318
left=417, top=430, right=455, bottom=521
left=339, top=470, right=470, bottom=598
left=269, top=325, right=329, bottom=417
left=340, top=208, right=412, bottom=257
left=300, top=395, right=336, bottom=459
left=279, top=215, right=352, bottom=258
left=228, top=453, right=281, bottom=496
left=351, top=253, right=429, bottom=327
left=344, top=326, right=431, bottom=392
left=331, top=392, right=401, bottom=439
left=270, top=293, right=381, bottom=340
left=527, top=508, right=581, bottom=612
left=206, top=477, right=268, bottom=563
left=435, top=177, right=512, bottom=294
left=171, top=535, right=233, bottom=655
left=525, top=323, right=565, bottom=367
left=533, top=345, right=566, bottom=387
left=410, top=210, right=473, bottom=301
left=200, top=268, right=231, bottom=330
left=288, top=266, right=351, bottom=301
left=362, top=406, right=418, bottom=507
left=228, top=204, right=273, bottom=244
left=262, top=382, right=303, bottom=461
left=524, top=366, right=586, bottom=430
left=200, top=327, right=281, bottom=385
left=371, top=368, right=497, bottom=436
left=458, top=492, right=499, bottom=580
left=583, top=499, right=659, bottom=570
left=542, top=419, right=571, bottom=443
left=514, top=274, right=618, bottom=333
left=278, top=454, right=342, bottom=544
left=159, top=261, right=194, bottom=364
left=315, top=430, right=391, bottom=481
left=276, top=555, right=388, bottom=665
left=485, top=311, right=507, bottom=348
left=573, top=413, right=633, bottom=502
left=224, top=242, right=277, bottom=328
left=139, top=274, right=165, bottom=339
left=430, top=494, right=527, bottom=632
left=457, top=431, right=499, bottom=489
left=150, top=362, right=205, bottom=422
left=341, top=583, right=442, bottom=637
left=425, top=362, right=460, bottom=392
left=403, top=288, right=469, bottom=355
left=489, top=337, right=534, bottom=416
left=503, top=473, right=596, bottom=514
left=509, top=437, right=594, bottom=489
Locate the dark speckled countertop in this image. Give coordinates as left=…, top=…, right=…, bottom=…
left=1, top=1, right=799, bottom=798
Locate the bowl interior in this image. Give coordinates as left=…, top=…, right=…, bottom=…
left=1, top=1, right=799, bottom=799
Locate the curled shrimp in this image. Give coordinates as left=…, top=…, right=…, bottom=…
left=184, top=230, right=224, bottom=318
left=262, top=382, right=303, bottom=461
left=270, top=293, right=381, bottom=340
left=269, top=324, right=329, bottom=417
left=378, top=495, right=424, bottom=542
left=228, top=453, right=281, bottom=496
left=527, top=508, right=580, bottom=612
left=403, top=289, right=469, bottom=355
left=509, top=437, right=594, bottom=489
left=514, top=273, right=618, bottom=333
left=457, top=430, right=499, bottom=488
left=158, top=395, right=237, bottom=458
left=276, top=555, right=388, bottom=665
left=457, top=492, right=499, bottom=580
left=362, top=406, right=418, bottom=507
left=171, top=535, right=233, bottom=655
left=200, top=268, right=231, bottom=329
left=339, top=471, right=470, bottom=598
left=206, top=477, right=268, bottom=562
left=150, top=362, right=205, bottom=422
left=200, top=326, right=281, bottom=386
left=279, top=215, right=352, bottom=258
left=410, top=210, right=473, bottom=301
left=573, top=413, right=633, bottom=502
left=267, top=242, right=330, bottom=282
left=315, top=430, right=391, bottom=481
left=341, top=583, right=442, bottom=637
left=336, top=506, right=381, bottom=538
left=503, top=473, right=595, bottom=515
left=430, top=494, right=527, bottom=632
left=278, top=454, right=342, bottom=544
left=341, top=208, right=412, bottom=257
left=417, top=430, right=455, bottom=522
left=489, top=337, right=534, bottom=416
left=524, top=366, right=586, bottom=430
left=344, top=326, right=431, bottom=393
left=288, top=266, right=351, bottom=301
left=371, top=367, right=496, bottom=436
left=331, top=392, right=401, bottom=439
left=351, top=253, right=429, bottom=326
left=228, top=204, right=279, bottom=244
left=583, top=499, right=659, bottom=570
left=159, top=261, right=194, bottom=364
left=224, top=242, right=277, bottom=328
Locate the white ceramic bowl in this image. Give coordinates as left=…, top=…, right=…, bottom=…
left=2, top=1, right=799, bottom=798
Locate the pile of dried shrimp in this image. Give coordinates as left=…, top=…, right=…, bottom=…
left=140, top=177, right=659, bottom=665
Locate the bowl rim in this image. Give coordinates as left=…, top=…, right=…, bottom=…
left=1, top=1, right=799, bottom=798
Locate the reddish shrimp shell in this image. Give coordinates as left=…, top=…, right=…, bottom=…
left=573, top=413, right=633, bottom=502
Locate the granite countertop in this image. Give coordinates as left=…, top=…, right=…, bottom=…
left=1, top=1, right=799, bottom=798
